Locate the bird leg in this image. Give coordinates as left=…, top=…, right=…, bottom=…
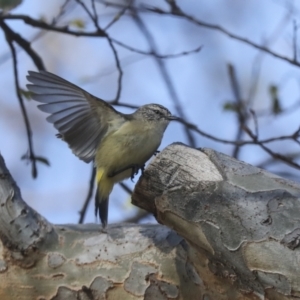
left=108, top=164, right=145, bottom=181
left=130, top=165, right=140, bottom=181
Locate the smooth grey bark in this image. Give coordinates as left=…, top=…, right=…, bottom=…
left=133, top=143, right=300, bottom=300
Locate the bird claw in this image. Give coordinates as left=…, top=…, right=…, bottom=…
left=108, top=164, right=145, bottom=181
left=130, top=164, right=145, bottom=181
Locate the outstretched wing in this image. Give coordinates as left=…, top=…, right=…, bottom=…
left=27, top=70, right=126, bottom=163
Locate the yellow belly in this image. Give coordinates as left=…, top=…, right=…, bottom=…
left=95, top=120, right=163, bottom=184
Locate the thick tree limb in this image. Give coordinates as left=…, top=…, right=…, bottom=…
left=132, top=143, right=300, bottom=299
left=0, top=153, right=56, bottom=265
left=0, top=152, right=201, bottom=300
left=2, top=143, right=299, bottom=299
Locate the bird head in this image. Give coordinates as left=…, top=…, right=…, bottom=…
left=135, top=104, right=178, bottom=124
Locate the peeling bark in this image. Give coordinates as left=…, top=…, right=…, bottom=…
left=0, top=151, right=201, bottom=300
left=1, top=143, right=299, bottom=299
left=133, top=143, right=300, bottom=299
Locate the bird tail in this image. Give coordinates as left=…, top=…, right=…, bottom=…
left=95, top=168, right=114, bottom=228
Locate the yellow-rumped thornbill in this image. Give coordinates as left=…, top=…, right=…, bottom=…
left=26, top=70, right=178, bottom=228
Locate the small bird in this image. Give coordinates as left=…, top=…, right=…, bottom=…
left=26, top=70, right=177, bottom=228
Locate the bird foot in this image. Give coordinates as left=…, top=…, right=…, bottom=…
left=108, top=164, right=145, bottom=181
left=130, top=164, right=145, bottom=181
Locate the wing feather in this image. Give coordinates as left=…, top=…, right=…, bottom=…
left=27, top=70, right=126, bottom=163
left=46, top=106, right=90, bottom=124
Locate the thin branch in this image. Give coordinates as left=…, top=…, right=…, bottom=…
left=228, top=64, right=247, bottom=159
left=246, top=50, right=264, bottom=106
left=91, top=0, right=99, bottom=23
left=246, top=8, right=296, bottom=107
left=78, top=166, right=96, bottom=224
left=250, top=109, right=259, bottom=139
left=1, top=14, right=107, bottom=37
left=107, top=35, right=123, bottom=103
left=293, top=19, right=298, bottom=62
left=0, top=20, right=38, bottom=178
left=141, top=3, right=300, bottom=67
left=112, top=38, right=202, bottom=58
left=119, top=182, right=133, bottom=194
left=52, top=0, right=74, bottom=24
left=131, top=10, right=196, bottom=147
left=75, top=0, right=102, bottom=31
left=104, top=0, right=133, bottom=30
left=0, top=0, right=75, bottom=68
left=228, top=64, right=242, bottom=103
left=257, top=152, right=300, bottom=169
left=78, top=171, right=134, bottom=224
left=244, top=125, right=300, bottom=169
left=99, top=1, right=300, bottom=68
left=0, top=19, right=45, bottom=70
left=177, top=118, right=300, bottom=146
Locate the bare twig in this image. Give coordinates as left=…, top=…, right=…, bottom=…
left=0, top=0, right=75, bottom=68
left=78, top=172, right=133, bottom=224
left=104, top=0, right=133, bottom=30
left=78, top=166, right=96, bottom=224
left=244, top=125, right=300, bottom=169
left=131, top=10, right=197, bottom=147
left=246, top=8, right=296, bottom=107
left=257, top=152, right=300, bottom=169
left=0, top=20, right=38, bottom=177
left=177, top=118, right=300, bottom=147
left=107, top=35, right=123, bottom=103
left=52, top=0, right=74, bottom=24
left=250, top=109, right=259, bottom=139
left=1, top=14, right=107, bottom=37
left=102, top=1, right=300, bottom=68
left=293, top=20, right=298, bottom=62
left=141, top=4, right=300, bottom=68
left=0, top=20, right=45, bottom=70
left=227, top=64, right=247, bottom=159
left=112, top=38, right=202, bottom=59
left=91, top=0, right=99, bottom=22
left=119, top=182, right=133, bottom=195
left=75, top=0, right=100, bottom=30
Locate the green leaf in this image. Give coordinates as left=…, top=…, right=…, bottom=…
left=69, top=19, right=86, bottom=29
left=269, top=85, right=282, bottom=115
left=19, top=88, right=34, bottom=100
left=223, top=101, right=238, bottom=112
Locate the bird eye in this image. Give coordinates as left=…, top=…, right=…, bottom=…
left=154, top=109, right=160, bottom=114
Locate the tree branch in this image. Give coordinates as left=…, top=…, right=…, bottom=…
left=0, top=20, right=41, bottom=178
left=1, top=14, right=107, bottom=37
left=131, top=9, right=197, bottom=147
left=133, top=143, right=300, bottom=298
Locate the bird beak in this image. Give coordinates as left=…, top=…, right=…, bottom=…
left=168, top=115, right=180, bottom=121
